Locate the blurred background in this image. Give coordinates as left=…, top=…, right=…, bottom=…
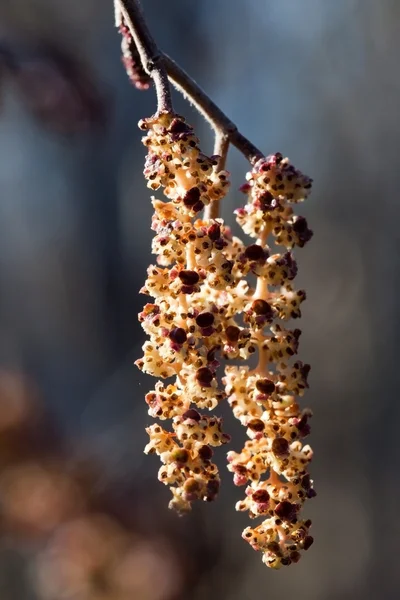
left=0, top=0, right=397, bottom=598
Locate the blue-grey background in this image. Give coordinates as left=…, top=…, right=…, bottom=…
left=0, top=1, right=397, bottom=598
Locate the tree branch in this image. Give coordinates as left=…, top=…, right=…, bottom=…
left=116, top=0, right=172, bottom=112
left=116, top=0, right=264, bottom=165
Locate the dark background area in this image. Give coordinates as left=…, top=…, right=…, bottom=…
left=0, top=1, right=398, bottom=599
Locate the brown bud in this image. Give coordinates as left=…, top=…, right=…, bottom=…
left=168, top=118, right=191, bottom=135
left=271, top=437, right=289, bottom=457
left=183, top=478, right=201, bottom=494
left=171, top=448, right=190, bottom=464
left=252, top=489, right=270, bottom=504
left=198, top=445, right=213, bottom=461
left=239, top=182, right=251, bottom=194
left=244, top=244, right=265, bottom=261
left=257, top=190, right=275, bottom=210
left=179, top=270, right=200, bottom=285
left=183, top=186, right=200, bottom=207
left=207, top=223, right=221, bottom=240
left=252, top=299, right=273, bottom=317
left=247, top=419, right=265, bottom=432
left=275, top=501, right=297, bottom=521
left=168, top=327, right=187, bottom=345
left=225, top=325, right=240, bottom=343
left=256, top=378, right=275, bottom=394
left=205, top=478, right=220, bottom=499
left=195, top=312, right=214, bottom=328
left=182, top=409, right=201, bottom=422
left=303, top=535, right=314, bottom=550
left=196, top=367, right=214, bottom=387
left=300, top=474, right=311, bottom=490
left=266, top=541, right=281, bottom=554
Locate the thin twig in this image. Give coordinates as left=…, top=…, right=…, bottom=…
left=204, top=133, right=230, bottom=221
left=116, top=0, right=264, bottom=165
left=117, top=0, right=172, bottom=112
left=164, top=55, right=264, bottom=165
